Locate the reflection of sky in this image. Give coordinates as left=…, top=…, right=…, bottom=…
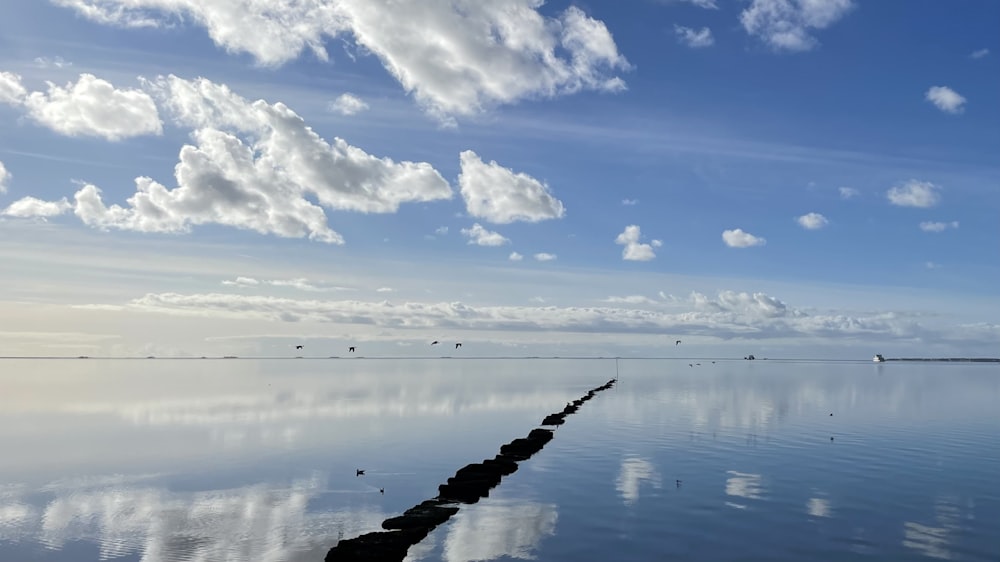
left=1, top=472, right=377, bottom=562
left=725, top=471, right=764, bottom=510
left=902, top=496, right=968, bottom=560
left=616, top=457, right=661, bottom=506
left=806, top=497, right=830, bottom=518
left=442, top=500, right=558, bottom=562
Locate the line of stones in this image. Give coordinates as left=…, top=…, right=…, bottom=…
left=325, top=378, right=617, bottom=561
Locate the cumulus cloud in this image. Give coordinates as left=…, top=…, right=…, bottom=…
left=2, top=196, right=73, bottom=218
left=53, top=1, right=630, bottom=121
left=970, top=48, right=989, bottom=59
left=508, top=252, right=523, bottom=261
left=722, top=228, right=766, bottom=248
left=887, top=180, right=940, bottom=208
left=615, top=225, right=661, bottom=261
left=838, top=186, right=859, bottom=199
left=796, top=212, right=828, bottom=230
left=35, top=75, right=451, bottom=242
left=740, top=0, right=854, bottom=52
left=534, top=253, right=557, bottom=262
left=435, top=226, right=449, bottom=236
left=458, top=151, right=565, bottom=224
left=328, top=93, right=368, bottom=115
left=0, top=160, right=9, bottom=193
left=616, top=457, right=660, bottom=505
left=621, top=198, right=638, bottom=206
left=919, top=221, right=959, bottom=233
left=925, top=86, right=966, bottom=114
left=2, top=73, right=163, bottom=140
left=461, top=223, right=510, bottom=246
left=0, top=71, right=28, bottom=104
left=674, top=25, right=714, bottom=48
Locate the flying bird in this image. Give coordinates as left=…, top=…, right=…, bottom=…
left=455, top=343, right=462, bottom=349
left=675, top=340, right=681, bottom=345
left=348, top=346, right=355, bottom=353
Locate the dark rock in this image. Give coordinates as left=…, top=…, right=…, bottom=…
left=325, top=528, right=430, bottom=561
left=382, top=500, right=458, bottom=531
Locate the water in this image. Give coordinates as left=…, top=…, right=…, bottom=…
left=0, top=358, right=997, bottom=561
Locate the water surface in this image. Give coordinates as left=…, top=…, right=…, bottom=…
left=1, top=359, right=997, bottom=561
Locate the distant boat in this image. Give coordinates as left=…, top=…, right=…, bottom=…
left=873, top=354, right=886, bottom=362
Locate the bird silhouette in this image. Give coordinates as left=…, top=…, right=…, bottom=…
left=431, top=341, right=439, bottom=345
left=348, top=346, right=355, bottom=353
left=295, top=345, right=303, bottom=349
left=356, top=469, right=365, bottom=476
left=675, top=340, right=682, bottom=345
left=455, top=342, right=462, bottom=349
left=676, top=479, right=682, bottom=487
left=379, top=488, right=384, bottom=495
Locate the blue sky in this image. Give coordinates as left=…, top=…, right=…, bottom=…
left=0, top=0, right=997, bottom=358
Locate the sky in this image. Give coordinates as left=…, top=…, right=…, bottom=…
left=0, top=0, right=997, bottom=359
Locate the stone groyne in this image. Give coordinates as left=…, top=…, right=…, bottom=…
left=325, top=378, right=617, bottom=561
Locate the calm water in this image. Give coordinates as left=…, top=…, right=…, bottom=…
left=1, top=358, right=998, bottom=561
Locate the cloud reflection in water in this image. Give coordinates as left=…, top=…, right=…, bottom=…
left=442, top=500, right=557, bottom=562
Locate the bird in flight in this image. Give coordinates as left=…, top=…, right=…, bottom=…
left=675, top=340, right=682, bottom=345
left=431, top=341, right=439, bottom=345
left=348, top=346, right=355, bottom=353
left=455, top=342, right=462, bottom=349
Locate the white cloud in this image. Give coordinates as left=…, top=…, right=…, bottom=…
left=925, top=261, right=941, bottom=270
left=221, top=276, right=260, bottom=287
left=0, top=71, right=28, bottom=104
left=376, top=287, right=394, bottom=293
left=34, top=56, right=73, bottom=68
left=722, top=228, right=766, bottom=248
left=796, top=212, right=828, bottom=230
left=117, top=288, right=940, bottom=343
left=682, top=0, right=718, bottom=8
left=925, top=86, right=966, bottom=114
left=605, top=295, right=657, bottom=305
left=0, top=160, right=9, bottom=193
left=328, top=93, right=369, bottom=115
left=887, top=180, right=940, bottom=208
left=434, top=226, right=449, bottom=236
left=458, top=151, right=565, bottom=224
left=674, top=25, right=714, bottom=48
left=919, top=221, right=959, bottom=233
left=970, top=48, right=989, bottom=59
left=533, top=253, right=557, bottom=262
left=461, top=223, right=510, bottom=246
left=53, top=1, right=630, bottom=121
left=2, top=196, right=73, bottom=218
left=621, top=198, right=638, bottom=206
left=615, top=225, right=660, bottom=261
left=508, top=252, right=523, bottom=262
left=40, top=75, right=452, bottom=242
left=838, top=186, right=859, bottom=199
left=11, top=73, right=163, bottom=140
left=740, top=0, right=854, bottom=52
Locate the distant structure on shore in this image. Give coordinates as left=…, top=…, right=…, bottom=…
left=744, top=354, right=755, bottom=360
left=873, top=354, right=886, bottom=362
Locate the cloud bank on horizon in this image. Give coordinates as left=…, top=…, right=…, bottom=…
left=0, top=0, right=996, bottom=356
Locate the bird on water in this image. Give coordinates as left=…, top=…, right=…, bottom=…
left=455, top=342, right=462, bottom=349
left=356, top=469, right=365, bottom=476
left=431, top=341, right=439, bottom=345
left=349, top=346, right=355, bottom=353
left=295, top=345, right=303, bottom=349
left=675, top=340, right=682, bottom=345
